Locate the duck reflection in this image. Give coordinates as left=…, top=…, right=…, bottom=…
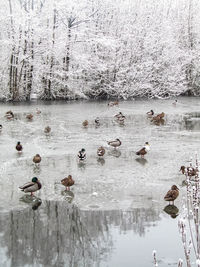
left=108, top=149, right=121, bottom=158
left=152, top=118, right=165, bottom=126
left=61, top=190, right=74, bottom=203
left=163, top=204, right=179, bottom=218
left=135, top=158, right=148, bottom=165
left=33, top=164, right=41, bottom=174
left=0, top=202, right=160, bottom=267
left=97, top=157, right=105, bottom=165
left=20, top=195, right=42, bottom=210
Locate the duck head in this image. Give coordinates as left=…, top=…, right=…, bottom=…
left=171, top=185, right=179, bottom=190
left=32, top=177, right=38, bottom=183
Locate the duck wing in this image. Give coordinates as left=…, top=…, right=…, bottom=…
left=24, top=183, right=39, bottom=193
left=136, top=147, right=146, bottom=155
left=164, top=190, right=179, bottom=201
left=19, top=181, right=35, bottom=190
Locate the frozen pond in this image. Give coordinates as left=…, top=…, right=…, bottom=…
left=0, top=97, right=199, bottom=266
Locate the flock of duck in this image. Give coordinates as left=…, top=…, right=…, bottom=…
left=2, top=99, right=187, bottom=209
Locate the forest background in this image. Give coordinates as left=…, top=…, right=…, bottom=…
left=1, top=0, right=199, bottom=101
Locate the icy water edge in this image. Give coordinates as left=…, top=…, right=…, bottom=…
left=0, top=97, right=199, bottom=267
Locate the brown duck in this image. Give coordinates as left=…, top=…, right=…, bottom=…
left=108, top=101, right=119, bottom=107
left=82, top=120, right=88, bottom=127
left=33, top=154, right=41, bottom=164
left=44, top=126, right=51, bottom=134
left=16, top=141, right=23, bottom=153
left=26, top=114, right=33, bottom=120
left=164, top=185, right=179, bottom=205
left=136, top=142, right=150, bottom=158
left=180, top=166, right=185, bottom=174
left=61, top=175, right=74, bottom=190
left=97, top=146, right=105, bottom=157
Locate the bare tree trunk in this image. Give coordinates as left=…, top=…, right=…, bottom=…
left=8, top=0, right=19, bottom=100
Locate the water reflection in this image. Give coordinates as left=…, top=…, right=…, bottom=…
left=163, top=205, right=179, bottom=218
left=135, top=158, right=148, bottom=165
left=182, top=112, right=200, bottom=131
left=97, top=157, right=105, bottom=166
left=20, top=195, right=42, bottom=210
left=107, top=149, right=121, bottom=158
left=61, top=190, right=74, bottom=203
left=0, top=201, right=160, bottom=267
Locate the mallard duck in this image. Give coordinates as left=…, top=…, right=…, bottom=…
left=5, top=110, right=14, bottom=119
left=61, top=175, right=74, bottom=190
left=114, top=112, right=125, bottom=119
left=146, top=110, right=154, bottom=117
left=82, top=120, right=88, bottom=127
left=97, top=146, right=105, bottom=157
left=33, top=154, right=41, bottom=164
left=117, top=115, right=126, bottom=125
left=16, top=141, right=23, bottom=153
left=77, top=148, right=86, bottom=161
left=164, top=185, right=179, bottom=205
left=95, top=117, right=100, bottom=126
left=107, top=138, right=121, bottom=148
left=108, top=101, right=119, bottom=107
left=44, top=126, right=51, bottom=134
left=26, top=113, right=33, bottom=120
left=19, top=177, right=42, bottom=196
left=136, top=142, right=150, bottom=158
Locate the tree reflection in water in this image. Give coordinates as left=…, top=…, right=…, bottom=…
left=0, top=201, right=160, bottom=267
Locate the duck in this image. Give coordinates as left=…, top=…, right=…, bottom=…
left=61, top=175, right=74, bottom=190
left=107, top=138, right=121, bottom=148
left=157, top=112, right=165, bottom=119
left=95, top=117, right=100, bottom=127
left=179, top=166, right=185, bottom=174
left=117, top=115, right=126, bottom=125
left=97, top=146, right=105, bottom=157
left=19, top=177, right=42, bottom=196
left=136, top=142, right=150, bottom=158
left=0, top=124, right=2, bottom=132
left=16, top=141, right=23, bottom=153
left=5, top=110, right=14, bottom=119
left=164, top=185, right=179, bottom=205
left=36, top=108, right=41, bottom=114
left=108, top=101, right=119, bottom=107
left=82, top=120, right=88, bottom=127
left=26, top=113, right=33, bottom=120
left=77, top=148, right=86, bottom=161
left=33, top=154, right=41, bottom=164
left=146, top=110, right=154, bottom=117
left=44, top=126, right=51, bottom=134
left=114, top=112, right=125, bottom=119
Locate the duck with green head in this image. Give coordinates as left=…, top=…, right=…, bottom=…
left=19, top=177, right=42, bottom=196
